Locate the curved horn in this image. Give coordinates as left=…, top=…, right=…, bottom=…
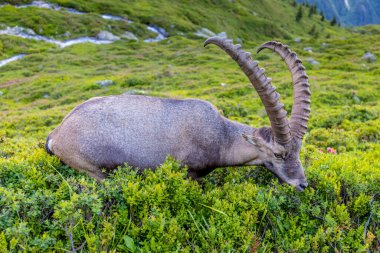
left=257, top=41, right=311, bottom=140
left=205, top=37, right=291, bottom=146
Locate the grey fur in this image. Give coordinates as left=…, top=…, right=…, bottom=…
left=46, top=95, right=307, bottom=190
left=48, top=95, right=245, bottom=177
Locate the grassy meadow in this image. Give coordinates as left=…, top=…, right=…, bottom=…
left=0, top=0, right=379, bottom=252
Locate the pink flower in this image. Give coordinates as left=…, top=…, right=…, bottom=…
left=326, top=147, right=337, bottom=154
left=317, top=149, right=324, bottom=153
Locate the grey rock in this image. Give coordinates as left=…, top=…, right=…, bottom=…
left=194, top=28, right=216, bottom=38
left=322, top=42, right=328, bottom=47
left=361, top=52, right=376, bottom=63
left=63, top=31, right=71, bottom=37
left=154, top=26, right=169, bottom=37
left=307, top=58, right=320, bottom=65
left=124, top=89, right=146, bottom=95
left=294, top=38, right=301, bottom=43
left=0, top=26, right=114, bottom=48
left=100, top=14, right=129, bottom=22
left=352, top=93, right=361, bottom=103
left=97, top=80, right=115, bottom=87
left=121, top=31, right=138, bottom=41
left=144, top=25, right=167, bottom=42
left=96, top=31, right=120, bottom=41
left=217, top=32, right=228, bottom=39
left=0, top=54, right=26, bottom=67
left=304, top=47, right=313, bottom=53
left=0, top=91, right=3, bottom=96
left=26, top=28, right=36, bottom=35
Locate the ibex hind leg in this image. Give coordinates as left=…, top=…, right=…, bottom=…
left=66, top=156, right=106, bottom=182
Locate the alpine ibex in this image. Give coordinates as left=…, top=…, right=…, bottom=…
left=46, top=37, right=311, bottom=191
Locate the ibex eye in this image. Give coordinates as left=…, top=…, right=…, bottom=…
left=274, top=153, right=284, bottom=160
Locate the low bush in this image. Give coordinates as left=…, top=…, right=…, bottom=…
left=0, top=147, right=379, bottom=252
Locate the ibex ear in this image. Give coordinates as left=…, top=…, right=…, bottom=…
left=242, top=133, right=272, bottom=153
left=242, top=133, right=261, bottom=147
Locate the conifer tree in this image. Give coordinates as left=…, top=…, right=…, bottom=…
left=296, top=6, right=303, bottom=22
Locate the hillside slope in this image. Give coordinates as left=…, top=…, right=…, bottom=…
left=0, top=0, right=341, bottom=42
left=0, top=0, right=379, bottom=252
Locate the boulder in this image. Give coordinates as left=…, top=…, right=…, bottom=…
left=96, top=31, right=120, bottom=41
left=307, top=58, right=319, bottom=65
left=303, top=47, right=313, bottom=53
left=194, top=28, right=216, bottom=38
left=144, top=25, right=167, bottom=42
left=121, top=31, right=138, bottom=41
left=96, top=80, right=115, bottom=87
left=217, top=32, right=228, bottom=39
left=361, top=52, right=376, bottom=63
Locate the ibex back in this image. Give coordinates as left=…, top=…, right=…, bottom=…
left=46, top=37, right=311, bottom=191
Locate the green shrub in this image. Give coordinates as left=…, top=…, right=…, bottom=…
left=0, top=149, right=379, bottom=252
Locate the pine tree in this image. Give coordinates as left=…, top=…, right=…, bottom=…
left=330, top=16, right=337, bottom=26
left=296, top=6, right=303, bottom=22
left=308, top=5, right=317, bottom=17
left=320, top=11, right=325, bottom=21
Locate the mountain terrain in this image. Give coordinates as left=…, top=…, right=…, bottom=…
left=298, top=0, right=380, bottom=26
left=0, top=0, right=379, bottom=252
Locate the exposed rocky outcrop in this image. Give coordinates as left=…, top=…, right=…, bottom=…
left=0, top=54, right=26, bottom=68
left=96, top=31, right=120, bottom=41
left=194, top=28, right=216, bottom=38
left=121, top=31, right=138, bottom=41
left=362, top=52, right=377, bottom=62
left=144, top=25, right=168, bottom=42
left=307, top=58, right=320, bottom=65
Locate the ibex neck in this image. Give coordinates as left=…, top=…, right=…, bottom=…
left=219, top=119, right=262, bottom=167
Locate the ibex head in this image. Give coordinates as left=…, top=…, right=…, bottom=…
left=205, top=38, right=311, bottom=191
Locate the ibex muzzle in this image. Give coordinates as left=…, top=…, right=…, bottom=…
left=46, top=37, right=311, bottom=191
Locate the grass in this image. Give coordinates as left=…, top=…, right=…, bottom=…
left=0, top=0, right=379, bottom=251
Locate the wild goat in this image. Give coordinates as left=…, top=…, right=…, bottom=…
left=46, top=37, right=311, bottom=191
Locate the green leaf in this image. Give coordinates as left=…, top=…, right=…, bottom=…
left=123, top=235, right=137, bottom=253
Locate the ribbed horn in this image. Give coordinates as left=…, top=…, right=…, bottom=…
left=205, top=37, right=291, bottom=145
left=257, top=41, right=311, bottom=140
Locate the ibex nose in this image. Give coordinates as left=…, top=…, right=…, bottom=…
left=296, top=182, right=308, bottom=192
